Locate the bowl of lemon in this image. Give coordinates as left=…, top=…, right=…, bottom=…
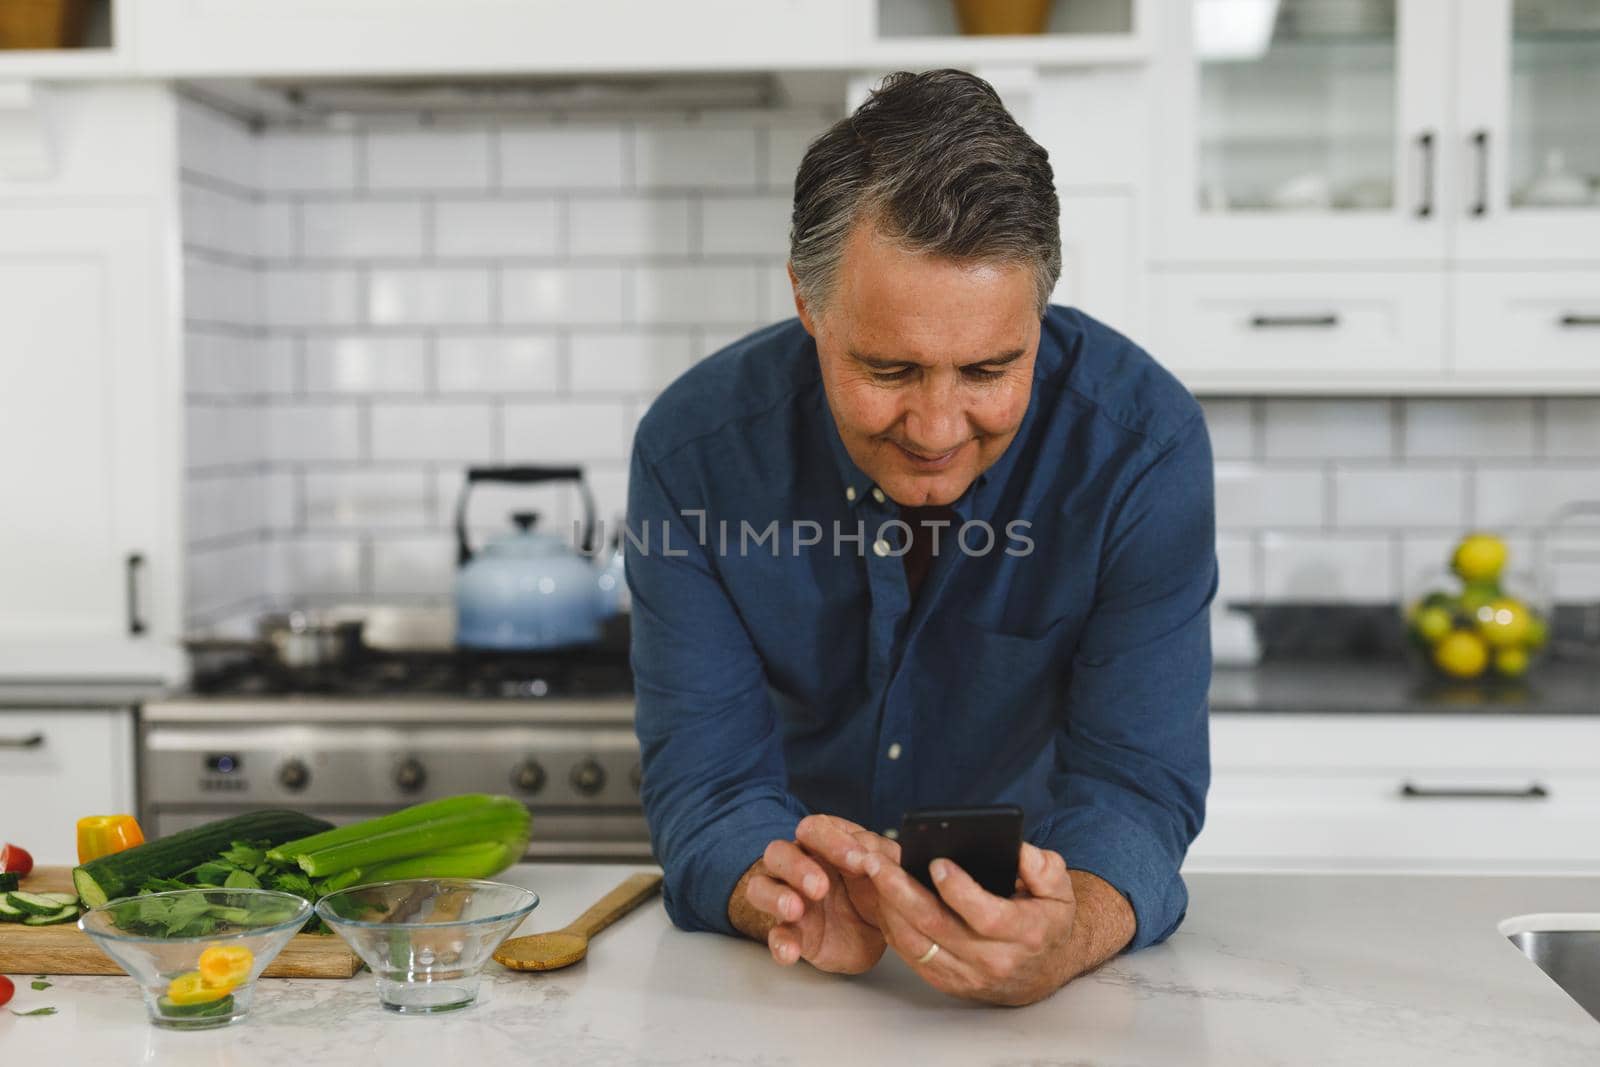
left=1403, top=533, right=1551, bottom=685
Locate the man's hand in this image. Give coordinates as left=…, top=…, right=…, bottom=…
left=857, top=842, right=1130, bottom=1006
left=728, top=815, right=897, bottom=974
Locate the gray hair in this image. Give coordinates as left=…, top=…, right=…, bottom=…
left=788, top=69, right=1061, bottom=318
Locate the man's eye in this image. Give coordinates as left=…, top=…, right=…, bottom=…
left=872, top=368, right=916, bottom=382
left=963, top=366, right=1007, bottom=381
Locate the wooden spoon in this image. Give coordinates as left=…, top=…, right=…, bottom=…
left=493, top=871, right=663, bottom=972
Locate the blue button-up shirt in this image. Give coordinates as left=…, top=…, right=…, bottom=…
left=626, top=306, right=1215, bottom=951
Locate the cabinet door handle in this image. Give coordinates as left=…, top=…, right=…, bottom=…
left=0, top=733, right=45, bottom=749
left=1559, top=314, right=1600, bottom=328
left=126, top=552, right=147, bottom=637
left=1399, top=782, right=1548, bottom=800
left=1415, top=130, right=1435, bottom=218
left=1250, top=314, right=1340, bottom=329
left=1469, top=129, right=1490, bottom=217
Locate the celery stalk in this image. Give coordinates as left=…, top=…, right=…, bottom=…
left=291, top=803, right=530, bottom=877
left=266, top=795, right=510, bottom=865
left=360, top=841, right=513, bottom=882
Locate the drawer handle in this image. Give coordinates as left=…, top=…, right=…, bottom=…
left=1559, top=314, right=1600, bottom=328
left=1250, top=314, right=1340, bottom=329
left=1399, top=782, right=1548, bottom=800
left=1469, top=129, right=1490, bottom=217
left=0, top=733, right=45, bottom=750
left=1414, top=130, right=1435, bottom=219
left=127, top=552, right=147, bottom=637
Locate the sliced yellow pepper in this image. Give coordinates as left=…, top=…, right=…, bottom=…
left=198, top=944, right=254, bottom=989
left=166, top=971, right=233, bottom=1006
left=76, top=814, right=144, bottom=865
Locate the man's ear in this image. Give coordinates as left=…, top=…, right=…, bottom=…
left=787, top=262, right=816, bottom=336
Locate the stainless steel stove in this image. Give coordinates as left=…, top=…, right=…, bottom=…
left=140, top=646, right=649, bottom=862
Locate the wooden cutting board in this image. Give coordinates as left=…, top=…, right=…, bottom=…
left=0, top=867, right=360, bottom=978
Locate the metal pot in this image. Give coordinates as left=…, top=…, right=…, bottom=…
left=185, top=609, right=364, bottom=672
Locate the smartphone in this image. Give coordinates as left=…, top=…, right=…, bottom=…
left=897, top=804, right=1023, bottom=899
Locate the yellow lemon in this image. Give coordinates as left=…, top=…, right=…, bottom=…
left=1414, top=606, right=1454, bottom=644
left=1434, top=631, right=1489, bottom=679
left=1494, top=647, right=1530, bottom=678
left=1452, top=534, right=1508, bottom=583
left=1478, top=598, right=1532, bottom=648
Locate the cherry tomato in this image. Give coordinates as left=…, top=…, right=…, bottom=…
left=0, top=975, right=14, bottom=1008
left=0, top=843, right=33, bottom=877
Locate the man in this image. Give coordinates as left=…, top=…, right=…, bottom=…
left=626, top=69, right=1214, bottom=1007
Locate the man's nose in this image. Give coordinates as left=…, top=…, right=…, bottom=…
left=903, top=374, right=965, bottom=452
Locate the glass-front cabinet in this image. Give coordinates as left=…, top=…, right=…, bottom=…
left=1456, top=0, right=1600, bottom=261
left=1155, top=0, right=1453, bottom=262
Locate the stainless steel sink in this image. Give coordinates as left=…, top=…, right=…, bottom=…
left=1502, top=916, right=1600, bottom=1024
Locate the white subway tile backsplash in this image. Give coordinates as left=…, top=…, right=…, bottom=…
left=368, top=268, right=493, bottom=325
left=436, top=335, right=561, bottom=393
left=570, top=331, right=696, bottom=393
left=301, top=200, right=426, bottom=259
left=179, top=98, right=257, bottom=190
left=761, top=266, right=797, bottom=322
left=185, top=258, right=257, bottom=326
left=272, top=536, right=364, bottom=599
left=500, top=125, right=628, bottom=190
left=260, top=336, right=299, bottom=395
left=304, top=470, right=431, bottom=528
left=633, top=265, right=760, bottom=325
left=764, top=125, right=820, bottom=191
left=371, top=402, right=495, bottom=462
left=1213, top=463, right=1324, bottom=530
left=1402, top=399, right=1536, bottom=459
left=1261, top=534, right=1395, bottom=601
left=366, top=128, right=491, bottom=191
left=434, top=198, right=561, bottom=257
left=257, top=200, right=296, bottom=259
left=501, top=267, right=626, bottom=325
left=371, top=534, right=456, bottom=597
left=269, top=403, right=363, bottom=463
left=699, top=195, right=791, bottom=256
left=262, top=470, right=298, bottom=529
left=263, top=267, right=363, bottom=327
left=1262, top=399, right=1392, bottom=460
left=635, top=126, right=759, bottom=189
left=303, top=335, right=428, bottom=394
left=260, top=132, right=358, bottom=192
left=1544, top=399, right=1600, bottom=457
left=503, top=401, right=633, bottom=462
left=1333, top=466, right=1468, bottom=529
left=1199, top=399, right=1255, bottom=461
left=1214, top=534, right=1258, bottom=608
left=569, top=196, right=692, bottom=257
left=1474, top=465, right=1600, bottom=529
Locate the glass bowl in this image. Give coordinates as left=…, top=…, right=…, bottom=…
left=79, top=888, right=313, bottom=1030
left=315, top=878, right=539, bottom=1015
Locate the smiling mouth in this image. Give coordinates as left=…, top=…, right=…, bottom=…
left=893, top=441, right=964, bottom=471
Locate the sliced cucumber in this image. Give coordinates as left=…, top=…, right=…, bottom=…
left=0, top=871, right=18, bottom=892
left=157, top=994, right=236, bottom=1019
left=38, top=892, right=79, bottom=908
left=0, top=896, right=23, bottom=921
left=7, top=891, right=65, bottom=916
left=21, top=904, right=80, bottom=926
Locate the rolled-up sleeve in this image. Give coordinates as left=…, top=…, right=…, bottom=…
left=626, top=444, right=808, bottom=935
left=1031, top=412, right=1215, bottom=951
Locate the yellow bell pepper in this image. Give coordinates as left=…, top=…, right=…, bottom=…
left=76, top=814, right=144, bottom=865
left=165, top=971, right=232, bottom=1006
left=198, top=944, right=254, bottom=989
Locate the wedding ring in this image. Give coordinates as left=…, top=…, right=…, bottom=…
left=915, top=942, right=941, bottom=965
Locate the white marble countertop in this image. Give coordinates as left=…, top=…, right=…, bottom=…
left=3, top=864, right=1597, bottom=1066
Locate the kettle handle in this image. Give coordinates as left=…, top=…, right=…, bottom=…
left=455, top=466, right=598, bottom=564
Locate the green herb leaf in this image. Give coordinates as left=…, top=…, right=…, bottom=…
left=12, top=1007, right=57, bottom=1017
left=222, top=868, right=260, bottom=890
left=220, top=842, right=267, bottom=868
left=269, top=871, right=314, bottom=897
left=189, top=860, right=237, bottom=886
left=30, top=980, right=51, bottom=991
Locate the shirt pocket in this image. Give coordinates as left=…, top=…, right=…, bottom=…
left=919, top=615, right=1071, bottom=722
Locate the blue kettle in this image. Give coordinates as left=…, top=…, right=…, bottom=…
left=453, top=466, right=612, bottom=651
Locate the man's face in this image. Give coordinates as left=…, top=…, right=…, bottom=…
left=792, top=224, right=1040, bottom=508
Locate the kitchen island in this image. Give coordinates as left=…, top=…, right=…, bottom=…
left=2, top=864, right=1596, bottom=1066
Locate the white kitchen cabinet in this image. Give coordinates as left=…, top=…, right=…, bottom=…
left=0, top=84, right=184, bottom=681
left=1187, top=714, right=1600, bottom=874
left=0, top=708, right=137, bottom=866
left=1453, top=271, right=1600, bottom=379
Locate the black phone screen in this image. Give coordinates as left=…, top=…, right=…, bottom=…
left=897, top=804, right=1023, bottom=899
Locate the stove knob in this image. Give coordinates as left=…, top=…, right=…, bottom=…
left=511, top=759, right=547, bottom=795
left=278, top=759, right=310, bottom=792
left=570, top=758, right=606, bottom=797
left=628, top=763, right=643, bottom=794
left=394, top=758, right=427, bottom=794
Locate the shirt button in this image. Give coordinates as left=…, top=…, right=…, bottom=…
left=871, top=487, right=886, bottom=504
left=887, top=742, right=902, bottom=760
left=884, top=828, right=900, bottom=841
left=845, top=486, right=857, bottom=502
left=872, top=538, right=890, bottom=558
